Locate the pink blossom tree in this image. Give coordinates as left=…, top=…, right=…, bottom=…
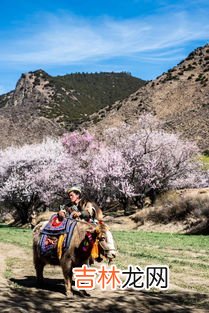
left=0, top=114, right=208, bottom=222
left=96, top=114, right=206, bottom=211
left=0, top=138, right=66, bottom=222
left=0, top=131, right=102, bottom=223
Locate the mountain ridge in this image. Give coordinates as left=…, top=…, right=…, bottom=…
left=1, top=43, right=209, bottom=150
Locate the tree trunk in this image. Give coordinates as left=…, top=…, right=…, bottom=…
left=15, top=204, right=29, bottom=224
left=121, top=197, right=131, bottom=216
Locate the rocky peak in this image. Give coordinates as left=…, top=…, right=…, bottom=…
left=5, top=70, right=54, bottom=108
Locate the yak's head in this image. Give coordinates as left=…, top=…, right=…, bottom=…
left=77, top=221, right=117, bottom=264
left=94, top=222, right=117, bottom=264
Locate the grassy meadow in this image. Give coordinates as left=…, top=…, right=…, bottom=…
left=114, top=231, right=209, bottom=293
left=1, top=225, right=209, bottom=293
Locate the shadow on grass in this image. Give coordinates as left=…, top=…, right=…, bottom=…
left=10, top=276, right=91, bottom=298
left=10, top=276, right=65, bottom=294
left=0, top=276, right=209, bottom=313
left=0, top=224, right=11, bottom=228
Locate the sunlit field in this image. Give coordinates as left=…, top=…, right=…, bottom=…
left=114, top=231, right=209, bottom=293
left=1, top=225, right=209, bottom=293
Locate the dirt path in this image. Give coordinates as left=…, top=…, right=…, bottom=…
left=0, top=242, right=209, bottom=313
left=0, top=243, right=28, bottom=291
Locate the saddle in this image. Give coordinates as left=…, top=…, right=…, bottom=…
left=39, top=214, right=77, bottom=259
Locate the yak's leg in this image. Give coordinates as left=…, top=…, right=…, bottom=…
left=35, top=260, right=45, bottom=285
left=62, top=260, right=73, bottom=297
left=33, top=249, right=45, bottom=285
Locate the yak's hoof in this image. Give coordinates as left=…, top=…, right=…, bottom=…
left=81, top=290, right=90, bottom=297
left=66, top=290, right=74, bottom=298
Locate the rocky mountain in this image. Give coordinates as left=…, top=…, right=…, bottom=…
left=87, top=44, right=209, bottom=152
left=0, top=71, right=145, bottom=149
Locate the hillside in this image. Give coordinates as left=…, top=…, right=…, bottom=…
left=87, top=44, right=209, bottom=151
left=0, top=71, right=145, bottom=148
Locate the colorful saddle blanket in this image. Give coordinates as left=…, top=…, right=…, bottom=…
left=39, top=215, right=77, bottom=257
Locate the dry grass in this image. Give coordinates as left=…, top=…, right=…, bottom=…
left=132, top=189, right=209, bottom=234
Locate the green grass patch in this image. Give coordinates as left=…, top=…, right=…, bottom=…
left=0, top=225, right=32, bottom=250
left=112, top=230, right=209, bottom=293
left=5, top=258, right=19, bottom=279
left=113, top=230, right=209, bottom=252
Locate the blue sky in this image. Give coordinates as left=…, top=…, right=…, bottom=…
left=0, top=0, right=209, bottom=94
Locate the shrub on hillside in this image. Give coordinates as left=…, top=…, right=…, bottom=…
left=138, top=194, right=209, bottom=224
